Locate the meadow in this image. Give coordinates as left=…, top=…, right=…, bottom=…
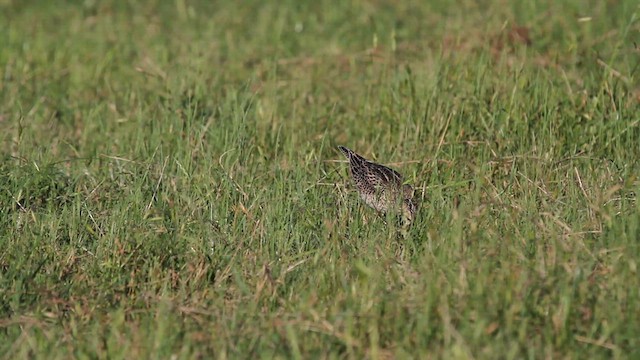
left=1, top=0, right=639, bottom=358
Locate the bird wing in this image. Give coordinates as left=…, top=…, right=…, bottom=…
left=339, top=145, right=404, bottom=190
left=366, top=161, right=403, bottom=186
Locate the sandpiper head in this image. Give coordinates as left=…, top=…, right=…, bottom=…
left=403, top=198, right=417, bottom=223
left=403, top=184, right=414, bottom=200
left=401, top=185, right=417, bottom=225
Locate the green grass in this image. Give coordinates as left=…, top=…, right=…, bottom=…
left=1, top=0, right=640, bottom=358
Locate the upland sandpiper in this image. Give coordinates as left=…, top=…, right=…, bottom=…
left=338, top=146, right=417, bottom=226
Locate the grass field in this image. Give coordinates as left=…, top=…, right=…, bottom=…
left=1, top=0, right=640, bottom=358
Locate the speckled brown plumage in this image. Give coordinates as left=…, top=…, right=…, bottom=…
left=338, top=146, right=416, bottom=225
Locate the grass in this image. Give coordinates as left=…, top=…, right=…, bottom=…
left=1, top=0, right=640, bottom=358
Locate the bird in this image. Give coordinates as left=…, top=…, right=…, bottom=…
left=338, top=145, right=417, bottom=226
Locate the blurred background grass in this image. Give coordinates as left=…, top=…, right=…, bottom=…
left=1, top=0, right=639, bottom=358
